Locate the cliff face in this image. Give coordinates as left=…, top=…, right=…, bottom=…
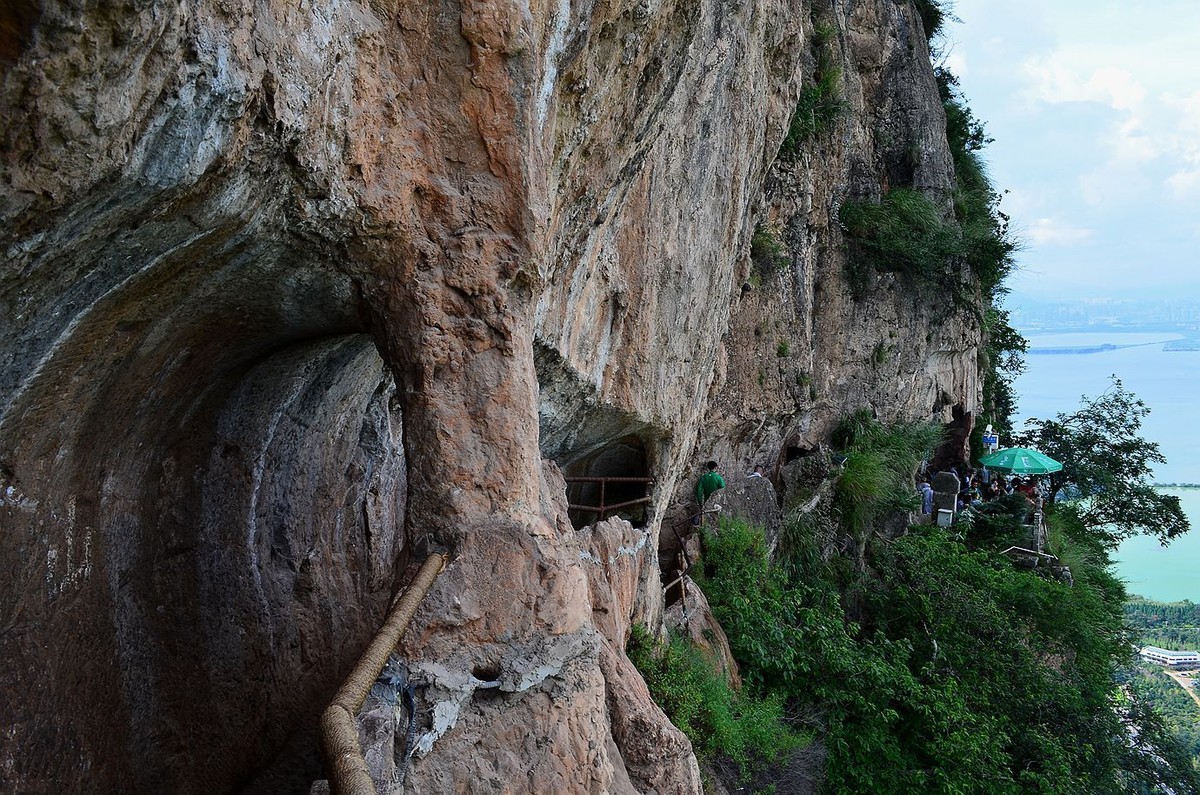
left=0, top=0, right=978, bottom=792
left=697, top=0, right=980, bottom=480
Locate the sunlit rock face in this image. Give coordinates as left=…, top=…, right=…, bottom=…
left=0, top=0, right=978, bottom=792
left=693, top=0, right=981, bottom=489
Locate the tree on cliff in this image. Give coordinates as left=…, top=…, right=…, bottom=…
left=695, top=510, right=1200, bottom=793
left=1013, top=377, right=1190, bottom=546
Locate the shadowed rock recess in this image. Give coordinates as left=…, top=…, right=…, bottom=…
left=1, top=0, right=980, bottom=792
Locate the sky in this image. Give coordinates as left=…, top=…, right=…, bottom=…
left=942, top=0, right=1200, bottom=302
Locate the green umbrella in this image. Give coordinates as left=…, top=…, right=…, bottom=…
left=979, top=447, right=1063, bottom=475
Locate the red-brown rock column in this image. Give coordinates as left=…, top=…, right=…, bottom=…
left=346, top=1, right=543, bottom=538
left=340, top=3, right=667, bottom=791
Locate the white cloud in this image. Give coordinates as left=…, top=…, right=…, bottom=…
left=1086, top=67, right=1145, bottom=111
left=1166, top=169, right=1200, bottom=198
left=1025, top=218, right=1093, bottom=246
left=1022, top=57, right=1145, bottom=111
left=1159, top=91, right=1200, bottom=180
left=1165, top=90, right=1200, bottom=135
left=948, top=0, right=1200, bottom=293
left=1015, top=56, right=1200, bottom=209
left=1106, top=116, right=1162, bottom=164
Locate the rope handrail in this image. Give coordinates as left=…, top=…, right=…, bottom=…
left=320, top=552, right=447, bottom=795
left=663, top=508, right=722, bottom=617
left=1000, top=545, right=1060, bottom=561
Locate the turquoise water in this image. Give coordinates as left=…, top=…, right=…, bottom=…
left=1015, top=333, right=1199, bottom=484
left=1116, top=488, right=1200, bottom=602
left=1013, top=333, right=1200, bottom=602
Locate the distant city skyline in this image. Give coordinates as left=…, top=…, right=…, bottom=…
left=946, top=1, right=1200, bottom=303
left=1010, top=293, right=1200, bottom=332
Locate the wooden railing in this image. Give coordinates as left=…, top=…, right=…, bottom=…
left=663, top=508, right=721, bottom=611
left=563, top=476, right=654, bottom=520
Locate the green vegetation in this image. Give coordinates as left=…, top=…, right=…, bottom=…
left=928, top=47, right=1192, bottom=788
left=912, top=0, right=947, bottom=40
left=995, top=374, right=1198, bottom=788
left=776, top=341, right=790, bottom=358
left=978, top=303, right=1028, bottom=444
left=749, top=223, right=789, bottom=283
left=654, top=414, right=1199, bottom=792
left=830, top=412, right=939, bottom=535
left=941, top=71, right=1015, bottom=298
left=780, top=68, right=844, bottom=156
left=779, top=21, right=844, bottom=159
left=1127, top=598, right=1200, bottom=650
left=1014, top=377, right=1191, bottom=545
left=958, top=492, right=1031, bottom=548
left=625, top=625, right=804, bottom=781
left=1118, top=663, right=1200, bottom=786
left=935, top=66, right=1026, bottom=443
left=1120, top=597, right=1200, bottom=787
left=694, top=509, right=1193, bottom=793
left=838, top=188, right=961, bottom=296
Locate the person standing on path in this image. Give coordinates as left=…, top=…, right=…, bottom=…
left=918, top=479, right=934, bottom=515
left=695, top=460, right=725, bottom=513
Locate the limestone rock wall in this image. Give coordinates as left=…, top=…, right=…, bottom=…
left=693, top=0, right=981, bottom=486
left=0, top=0, right=980, bottom=792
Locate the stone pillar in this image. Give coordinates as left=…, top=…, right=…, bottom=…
left=349, top=7, right=701, bottom=792
left=930, top=471, right=960, bottom=525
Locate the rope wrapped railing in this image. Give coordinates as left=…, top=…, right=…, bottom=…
left=320, top=552, right=447, bottom=795
left=567, top=496, right=654, bottom=513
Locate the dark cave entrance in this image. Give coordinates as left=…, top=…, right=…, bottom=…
left=562, top=435, right=654, bottom=530
left=0, top=190, right=409, bottom=793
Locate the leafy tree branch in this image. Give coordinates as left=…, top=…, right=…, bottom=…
left=1014, top=377, right=1190, bottom=545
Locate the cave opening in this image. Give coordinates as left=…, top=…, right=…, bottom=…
left=562, top=435, right=653, bottom=530
left=785, top=443, right=817, bottom=463
left=0, top=205, right=412, bottom=793
left=0, top=0, right=39, bottom=67
left=932, top=402, right=973, bottom=471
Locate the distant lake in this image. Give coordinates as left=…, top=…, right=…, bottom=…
left=1117, top=488, right=1200, bottom=602
left=1015, top=332, right=1199, bottom=484
left=1013, top=332, right=1200, bottom=602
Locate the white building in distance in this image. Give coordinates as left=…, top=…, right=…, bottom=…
left=1140, top=646, right=1200, bottom=667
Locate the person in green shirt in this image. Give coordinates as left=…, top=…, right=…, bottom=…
left=695, top=460, right=725, bottom=512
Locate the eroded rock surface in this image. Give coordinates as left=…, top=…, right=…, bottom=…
left=688, top=0, right=981, bottom=503
left=1, top=0, right=980, bottom=792
left=2, top=334, right=404, bottom=791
